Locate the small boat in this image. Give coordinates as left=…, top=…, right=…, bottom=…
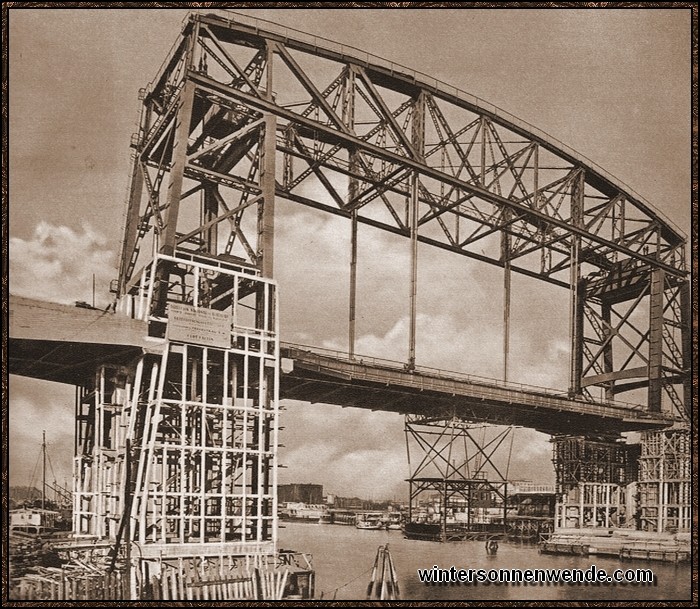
left=356, top=513, right=384, bottom=530
left=402, top=521, right=443, bottom=541
left=319, top=509, right=356, bottom=525
left=279, top=502, right=327, bottom=523
left=385, top=513, right=402, bottom=530
left=357, top=520, right=384, bottom=530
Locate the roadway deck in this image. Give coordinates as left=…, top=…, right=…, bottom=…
left=278, top=346, right=675, bottom=435
left=8, top=296, right=675, bottom=435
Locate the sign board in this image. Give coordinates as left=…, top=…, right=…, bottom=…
left=166, top=303, right=231, bottom=349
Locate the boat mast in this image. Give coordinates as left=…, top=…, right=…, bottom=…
left=42, top=430, right=46, bottom=510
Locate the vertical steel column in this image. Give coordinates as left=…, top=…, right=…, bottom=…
left=160, top=81, right=196, bottom=256
left=408, top=92, right=425, bottom=370
left=601, top=301, right=614, bottom=401
left=160, top=25, right=198, bottom=256
left=408, top=176, right=419, bottom=370
left=203, top=185, right=219, bottom=255
left=441, top=480, right=447, bottom=543
left=344, top=68, right=358, bottom=358
left=569, top=170, right=585, bottom=396
left=404, top=419, right=413, bottom=524
left=501, top=210, right=511, bottom=382
left=679, top=280, right=692, bottom=417
left=532, top=143, right=539, bottom=206
left=258, top=115, right=277, bottom=278
left=265, top=38, right=274, bottom=101
left=258, top=43, right=276, bottom=279
left=648, top=268, right=664, bottom=412
left=349, top=214, right=358, bottom=358
left=534, top=143, right=548, bottom=273
left=480, top=116, right=487, bottom=187
left=118, top=100, right=151, bottom=294
left=282, top=126, right=294, bottom=189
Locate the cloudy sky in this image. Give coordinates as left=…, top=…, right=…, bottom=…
left=8, top=7, right=691, bottom=499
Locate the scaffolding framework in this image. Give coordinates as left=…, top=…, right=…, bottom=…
left=404, top=415, right=512, bottom=540
left=551, top=435, right=629, bottom=494
left=75, top=255, right=280, bottom=591
left=551, top=435, right=633, bottom=531
left=637, top=427, right=690, bottom=533
left=554, top=482, right=625, bottom=530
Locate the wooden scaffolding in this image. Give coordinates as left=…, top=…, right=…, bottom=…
left=74, top=254, right=281, bottom=596
left=551, top=435, right=631, bottom=530
left=637, top=427, right=690, bottom=533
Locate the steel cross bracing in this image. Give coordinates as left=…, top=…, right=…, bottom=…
left=117, top=11, right=690, bottom=420
left=404, top=414, right=512, bottom=539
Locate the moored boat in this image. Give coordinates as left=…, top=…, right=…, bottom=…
left=356, top=512, right=384, bottom=530
left=279, top=502, right=327, bottom=523
left=385, top=512, right=403, bottom=530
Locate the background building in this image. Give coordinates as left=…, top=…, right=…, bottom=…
left=278, top=483, right=324, bottom=505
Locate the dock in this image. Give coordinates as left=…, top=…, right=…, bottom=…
left=540, top=530, right=690, bottom=563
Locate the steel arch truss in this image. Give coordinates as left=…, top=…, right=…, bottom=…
left=117, top=12, right=690, bottom=417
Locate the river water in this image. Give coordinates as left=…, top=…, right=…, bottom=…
left=279, top=522, right=692, bottom=601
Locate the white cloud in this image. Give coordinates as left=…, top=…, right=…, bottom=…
left=10, top=221, right=116, bottom=308
left=9, top=222, right=117, bottom=489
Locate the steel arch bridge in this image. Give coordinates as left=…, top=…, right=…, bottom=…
left=7, top=12, right=693, bottom=588
left=117, top=10, right=689, bottom=421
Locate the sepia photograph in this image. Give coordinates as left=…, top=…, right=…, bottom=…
left=5, top=4, right=695, bottom=603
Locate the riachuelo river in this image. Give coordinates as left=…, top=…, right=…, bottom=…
left=278, top=522, right=692, bottom=601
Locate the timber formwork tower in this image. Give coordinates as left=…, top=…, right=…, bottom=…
left=637, top=427, right=691, bottom=533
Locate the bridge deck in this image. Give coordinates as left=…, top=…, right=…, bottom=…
left=9, top=296, right=153, bottom=385
left=279, top=346, right=675, bottom=435
left=9, top=296, right=674, bottom=435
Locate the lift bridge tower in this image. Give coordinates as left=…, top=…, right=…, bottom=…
left=70, top=15, right=287, bottom=598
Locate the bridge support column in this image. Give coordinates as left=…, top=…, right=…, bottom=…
left=408, top=172, right=419, bottom=370
left=501, top=210, right=511, bottom=382
left=258, top=113, right=277, bottom=279
left=551, top=435, right=632, bottom=530
left=568, top=170, right=585, bottom=398
left=407, top=91, right=425, bottom=370
left=73, top=258, right=280, bottom=598
left=647, top=268, right=664, bottom=413
left=601, top=300, right=614, bottom=402
left=344, top=66, right=359, bottom=358
left=404, top=415, right=512, bottom=541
